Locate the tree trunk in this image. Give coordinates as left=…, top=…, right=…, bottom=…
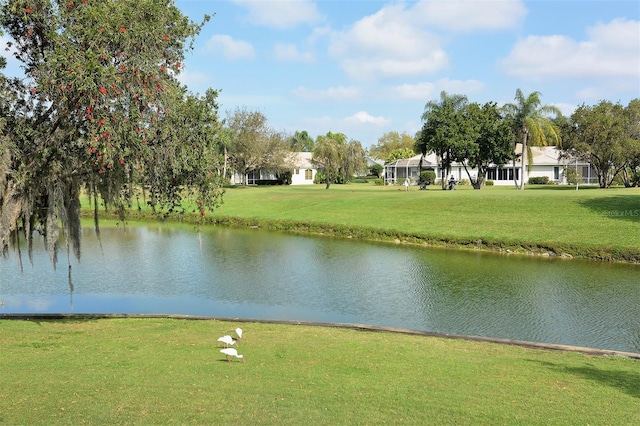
left=222, top=146, right=228, bottom=182
left=325, top=178, right=331, bottom=189
left=512, top=143, right=518, bottom=189
left=519, top=131, right=528, bottom=190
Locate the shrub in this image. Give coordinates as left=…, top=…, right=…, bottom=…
left=374, top=178, right=383, bottom=186
left=369, top=163, right=383, bottom=177
left=564, top=167, right=579, bottom=185
left=485, top=180, right=494, bottom=186
left=419, top=170, right=436, bottom=186
left=459, top=179, right=470, bottom=186
left=528, top=176, right=550, bottom=185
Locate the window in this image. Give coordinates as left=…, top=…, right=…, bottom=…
left=295, top=168, right=300, bottom=175
left=554, top=166, right=560, bottom=180
left=487, top=167, right=519, bottom=181
left=305, top=169, right=313, bottom=180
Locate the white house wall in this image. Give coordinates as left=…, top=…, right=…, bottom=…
left=290, top=167, right=316, bottom=185
left=384, top=147, right=595, bottom=186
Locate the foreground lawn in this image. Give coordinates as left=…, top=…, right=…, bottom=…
left=211, top=184, right=640, bottom=262
left=1, top=318, right=638, bottom=425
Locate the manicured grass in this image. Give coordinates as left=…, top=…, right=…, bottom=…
left=1, top=318, right=638, bottom=425
left=202, top=184, right=639, bottom=262
left=89, top=183, right=640, bottom=262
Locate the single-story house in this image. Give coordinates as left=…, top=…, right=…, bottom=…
left=384, top=146, right=595, bottom=186
left=231, top=152, right=317, bottom=185
left=289, top=152, right=316, bottom=185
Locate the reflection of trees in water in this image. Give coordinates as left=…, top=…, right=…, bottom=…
left=418, top=249, right=640, bottom=349
left=3, top=225, right=640, bottom=353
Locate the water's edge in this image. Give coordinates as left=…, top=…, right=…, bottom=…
left=3, top=313, right=639, bottom=360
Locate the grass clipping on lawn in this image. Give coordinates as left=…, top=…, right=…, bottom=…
left=1, top=318, right=638, bottom=425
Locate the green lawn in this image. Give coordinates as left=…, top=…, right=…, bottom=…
left=203, top=184, right=640, bottom=262
left=1, top=318, right=638, bottom=425
left=6, top=184, right=639, bottom=424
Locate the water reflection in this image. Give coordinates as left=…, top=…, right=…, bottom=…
left=1, top=222, right=639, bottom=353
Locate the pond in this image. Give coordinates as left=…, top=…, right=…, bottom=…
left=1, top=222, right=639, bottom=353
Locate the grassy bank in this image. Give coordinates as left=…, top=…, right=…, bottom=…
left=1, top=318, right=638, bottom=425
left=95, top=184, right=640, bottom=263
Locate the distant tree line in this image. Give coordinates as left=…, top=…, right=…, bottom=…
left=408, top=89, right=639, bottom=190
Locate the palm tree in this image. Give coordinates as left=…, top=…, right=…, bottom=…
left=502, top=89, right=562, bottom=189
left=289, top=130, right=315, bottom=152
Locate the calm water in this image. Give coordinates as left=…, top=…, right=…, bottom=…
left=1, top=223, right=639, bottom=353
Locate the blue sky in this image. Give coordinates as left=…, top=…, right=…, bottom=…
left=172, top=0, right=639, bottom=148
left=2, top=1, right=637, bottom=148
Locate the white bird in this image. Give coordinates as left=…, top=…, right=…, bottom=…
left=235, top=327, right=243, bottom=340
left=217, top=335, right=236, bottom=348
left=220, top=348, right=244, bottom=363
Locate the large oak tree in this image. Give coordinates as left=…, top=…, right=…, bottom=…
left=565, top=99, right=640, bottom=188
left=0, top=0, right=222, bottom=271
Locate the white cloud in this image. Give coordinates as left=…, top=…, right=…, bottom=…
left=412, top=0, right=527, bottom=32
left=292, top=85, right=360, bottom=101
left=394, top=78, right=485, bottom=100
left=325, top=0, right=525, bottom=82
left=274, top=43, right=314, bottom=62
left=232, top=0, right=323, bottom=29
left=204, top=34, right=255, bottom=60
left=304, top=111, right=392, bottom=143
left=552, top=102, right=578, bottom=117
left=328, top=3, right=448, bottom=81
left=500, top=18, right=640, bottom=80
left=176, top=69, right=212, bottom=89
left=344, top=111, right=391, bottom=126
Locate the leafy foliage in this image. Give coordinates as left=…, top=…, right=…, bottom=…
left=417, top=95, right=512, bottom=190
left=368, top=131, right=416, bottom=163
left=416, top=91, right=469, bottom=189
left=288, top=130, right=315, bottom=152
left=459, top=102, right=514, bottom=189
left=0, top=0, right=223, bottom=268
left=312, top=131, right=366, bottom=189
left=225, top=107, right=290, bottom=185
left=419, top=170, right=436, bottom=186
left=564, top=99, right=639, bottom=188
left=386, top=147, right=415, bottom=164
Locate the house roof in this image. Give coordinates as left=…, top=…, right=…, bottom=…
left=386, top=154, right=437, bottom=168
left=289, top=151, right=314, bottom=169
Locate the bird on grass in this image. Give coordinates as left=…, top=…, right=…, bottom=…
left=217, top=335, right=236, bottom=348
left=235, top=327, right=243, bottom=340
left=220, top=348, right=244, bottom=363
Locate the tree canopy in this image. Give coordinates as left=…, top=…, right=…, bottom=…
left=0, top=0, right=222, bottom=270
left=288, top=130, right=315, bottom=152
left=564, top=99, right=640, bottom=188
left=459, top=102, right=514, bottom=189
left=368, top=131, right=416, bottom=163
left=312, top=132, right=366, bottom=189
left=225, top=107, right=290, bottom=185
left=416, top=91, right=469, bottom=189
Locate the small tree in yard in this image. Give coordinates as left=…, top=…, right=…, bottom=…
left=459, top=102, right=514, bottom=189
left=312, top=132, right=366, bottom=189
